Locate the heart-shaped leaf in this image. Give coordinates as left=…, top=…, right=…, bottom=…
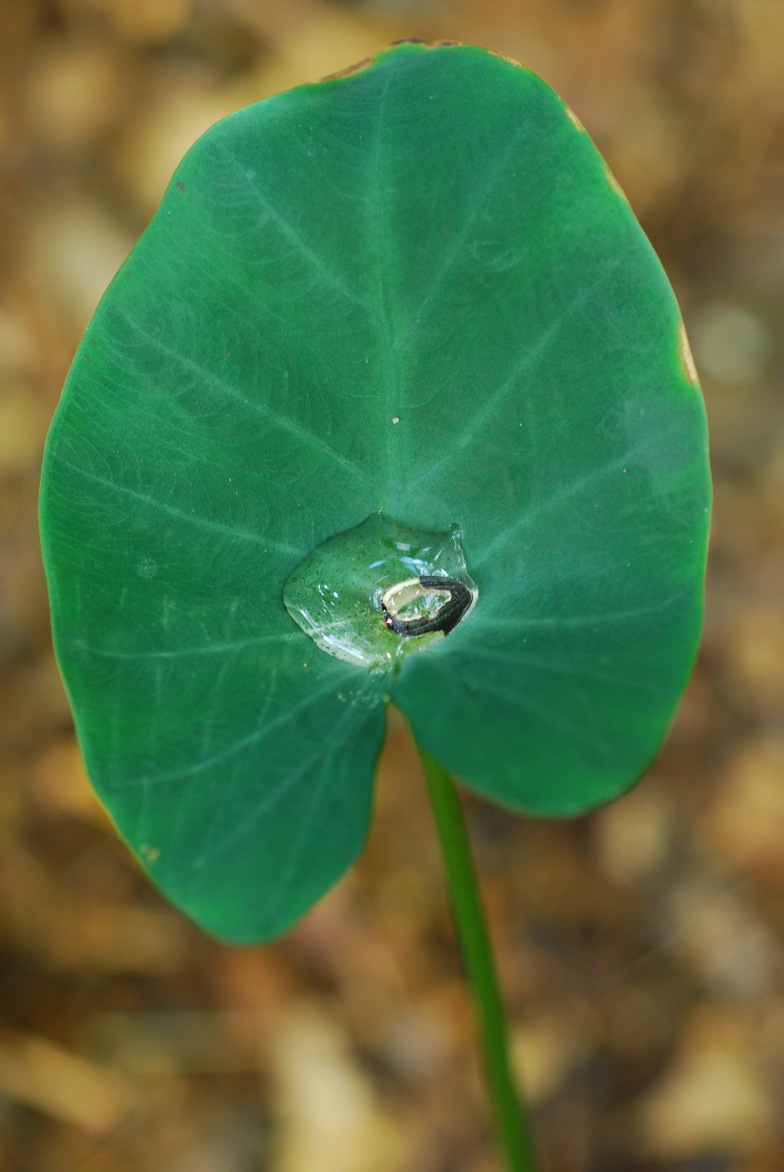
left=40, top=43, right=710, bottom=943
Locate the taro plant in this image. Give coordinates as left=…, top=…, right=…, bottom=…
left=39, top=41, right=710, bottom=1170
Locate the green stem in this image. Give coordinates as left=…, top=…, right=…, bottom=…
left=419, top=749, right=536, bottom=1172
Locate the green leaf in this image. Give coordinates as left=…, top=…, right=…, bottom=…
left=40, top=42, right=710, bottom=943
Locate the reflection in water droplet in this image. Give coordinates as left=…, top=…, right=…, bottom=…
left=283, top=513, right=478, bottom=670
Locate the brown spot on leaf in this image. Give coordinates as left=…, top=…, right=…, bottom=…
left=487, top=48, right=528, bottom=70
left=321, top=41, right=464, bottom=84
left=604, top=165, right=628, bottom=202
left=679, top=322, right=700, bottom=385
left=389, top=38, right=461, bottom=49
left=320, top=58, right=373, bottom=82
left=175, top=181, right=186, bottom=193
left=565, top=107, right=586, bottom=133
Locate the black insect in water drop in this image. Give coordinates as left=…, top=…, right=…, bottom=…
left=380, top=575, right=473, bottom=638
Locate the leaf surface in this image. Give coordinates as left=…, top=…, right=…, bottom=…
left=40, top=43, right=710, bottom=941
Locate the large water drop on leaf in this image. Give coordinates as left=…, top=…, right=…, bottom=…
left=283, top=513, right=478, bottom=670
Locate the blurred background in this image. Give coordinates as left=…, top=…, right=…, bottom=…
left=1, top=1, right=783, bottom=1169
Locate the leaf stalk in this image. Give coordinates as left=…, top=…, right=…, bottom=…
left=419, top=749, right=536, bottom=1172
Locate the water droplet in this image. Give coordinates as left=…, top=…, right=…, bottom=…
left=283, top=513, right=478, bottom=670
